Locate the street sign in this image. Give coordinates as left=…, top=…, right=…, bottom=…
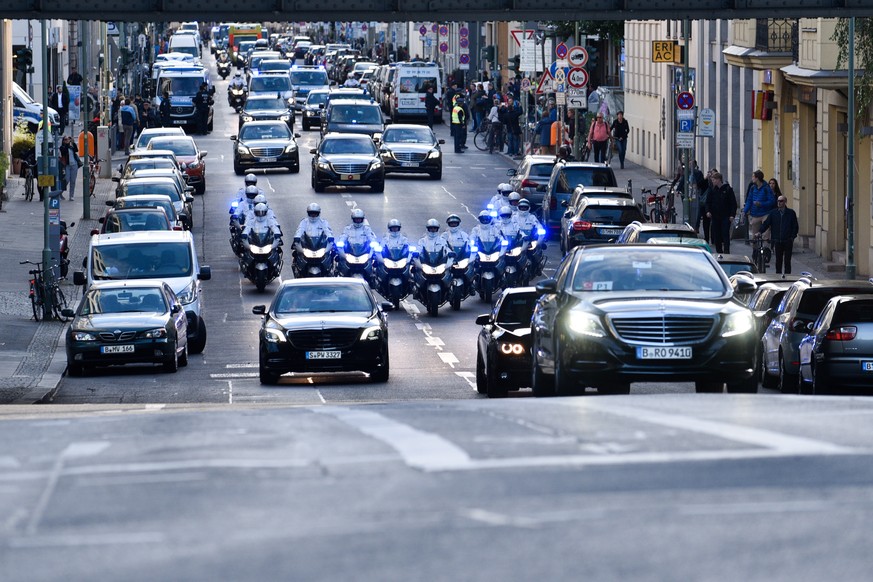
left=567, top=95, right=587, bottom=109
left=567, top=46, right=588, bottom=68
left=677, top=91, right=695, bottom=110
left=553, top=68, right=566, bottom=85
left=361, top=23, right=368, bottom=32
left=678, top=118, right=695, bottom=133
left=520, top=78, right=531, bottom=91
left=439, top=42, right=448, bottom=53
left=567, top=67, right=589, bottom=89
left=419, top=25, right=427, bottom=36
left=459, top=54, right=470, bottom=64
left=510, top=29, right=535, bottom=47
left=535, top=71, right=553, bottom=94
left=439, top=25, right=448, bottom=36
left=459, top=27, right=469, bottom=37
left=652, top=41, right=676, bottom=63
left=567, top=88, right=585, bottom=96
left=676, top=132, right=695, bottom=148
left=556, top=92, right=566, bottom=105
left=548, top=61, right=570, bottom=80
left=699, top=108, right=716, bottom=137
left=555, top=42, right=568, bottom=59
left=459, top=37, right=469, bottom=48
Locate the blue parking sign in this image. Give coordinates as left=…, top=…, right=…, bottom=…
left=679, top=119, right=695, bottom=133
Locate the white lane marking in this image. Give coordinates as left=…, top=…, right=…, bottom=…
left=455, top=371, right=476, bottom=389
left=426, top=336, right=445, bottom=347
left=225, top=380, right=233, bottom=404
left=0, top=456, right=21, bottom=468
left=316, top=389, right=326, bottom=404
left=438, top=352, right=459, bottom=368
left=209, top=372, right=259, bottom=379
left=144, top=404, right=165, bottom=411
left=72, top=472, right=207, bottom=487
left=414, top=322, right=430, bottom=331
left=462, top=508, right=539, bottom=528
left=314, top=406, right=472, bottom=471
left=569, top=401, right=851, bottom=455
left=679, top=500, right=834, bottom=516
left=10, top=532, right=166, bottom=548
left=63, top=442, right=111, bottom=459
left=225, top=363, right=257, bottom=369
left=404, top=301, right=421, bottom=315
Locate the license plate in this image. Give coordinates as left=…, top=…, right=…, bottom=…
left=306, top=350, right=341, bottom=360
left=173, top=119, right=187, bottom=125
left=101, top=345, right=135, bottom=354
left=636, top=346, right=692, bottom=359
left=601, top=229, right=622, bottom=235
left=401, top=161, right=419, bottom=167
left=259, top=157, right=278, bottom=163
left=340, top=174, right=360, bottom=181
left=863, top=362, right=873, bottom=371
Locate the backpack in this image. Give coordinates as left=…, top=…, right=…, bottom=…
left=120, top=107, right=135, bottom=126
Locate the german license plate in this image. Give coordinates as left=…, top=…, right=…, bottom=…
left=259, top=157, right=278, bottom=163
left=637, top=346, right=692, bottom=359
left=173, top=119, right=187, bottom=125
left=401, top=161, right=419, bottom=167
left=600, top=229, right=622, bottom=236
left=102, top=345, right=135, bottom=354
left=306, top=350, right=341, bottom=360
left=340, top=174, right=360, bottom=181
left=863, top=362, right=873, bottom=372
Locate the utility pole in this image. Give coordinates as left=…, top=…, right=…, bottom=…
left=573, top=21, right=581, bottom=160
left=40, top=19, right=53, bottom=315
left=81, top=20, right=91, bottom=220
left=846, top=16, right=856, bottom=280
left=682, top=18, right=691, bottom=224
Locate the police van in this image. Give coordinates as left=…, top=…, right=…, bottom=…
left=388, top=62, right=442, bottom=123
left=288, top=65, right=329, bottom=110
left=13, top=82, right=60, bottom=132
left=153, top=66, right=214, bottom=130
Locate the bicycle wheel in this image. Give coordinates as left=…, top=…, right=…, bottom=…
left=52, top=285, right=68, bottom=321
left=89, top=173, right=96, bottom=197
left=755, top=250, right=766, bottom=273
left=30, top=285, right=43, bottom=322
left=649, top=209, right=663, bottom=224
left=24, top=175, right=34, bottom=202
left=474, top=130, right=489, bottom=152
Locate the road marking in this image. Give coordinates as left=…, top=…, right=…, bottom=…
left=9, top=532, right=166, bottom=548
left=679, top=500, right=833, bottom=516
left=210, top=372, right=259, bottom=379
left=225, top=363, right=257, bottom=369
left=426, top=336, right=445, bottom=347
left=462, top=508, right=539, bottom=528
left=316, top=389, right=326, bottom=403
left=314, top=407, right=472, bottom=471
left=438, top=352, right=459, bottom=367
left=144, top=404, right=165, bottom=411
left=0, top=456, right=21, bottom=468
left=455, top=371, right=476, bottom=389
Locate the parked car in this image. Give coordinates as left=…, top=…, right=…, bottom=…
left=715, top=254, right=758, bottom=277
left=617, top=221, right=708, bottom=249
left=130, top=127, right=186, bottom=152
left=231, top=120, right=301, bottom=174
left=560, top=197, right=645, bottom=253
left=105, top=195, right=184, bottom=232
left=310, top=132, right=385, bottom=193
left=379, top=124, right=443, bottom=180
left=540, top=161, right=618, bottom=234
left=146, top=136, right=208, bottom=195
left=115, top=176, right=194, bottom=230
left=506, top=155, right=559, bottom=212
left=97, top=207, right=173, bottom=234
left=475, top=287, right=539, bottom=398
left=252, top=277, right=392, bottom=384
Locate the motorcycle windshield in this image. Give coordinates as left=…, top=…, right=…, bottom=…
left=419, top=248, right=447, bottom=266
left=475, top=237, right=503, bottom=254
left=248, top=230, right=275, bottom=246
left=449, top=242, right=469, bottom=258
left=345, top=241, right=373, bottom=256
left=383, top=245, right=409, bottom=261
left=301, top=232, right=329, bottom=250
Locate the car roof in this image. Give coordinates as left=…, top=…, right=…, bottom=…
left=322, top=132, right=376, bottom=140
left=524, top=155, right=558, bottom=162
left=715, top=254, right=754, bottom=262
left=87, top=280, right=169, bottom=291
left=557, top=161, right=611, bottom=169
left=245, top=94, right=286, bottom=101
left=106, top=207, right=169, bottom=215
left=794, top=278, right=873, bottom=289
left=121, top=176, right=178, bottom=185
left=330, top=98, right=378, bottom=106
left=138, top=127, right=185, bottom=137
left=730, top=273, right=801, bottom=285
left=497, top=286, right=539, bottom=298
left=384, top=124, right=434, bottom=131
left=579, top=197, right=637, bottom=207
left=278, top=276, right=369, bottom=289
left=94, top=230, right=193, bottom=244
left=130, top=149, right=177, bottom=158
left=118, top=194, right=174, bottom=202
left=633, top=222, right=697, bottom=232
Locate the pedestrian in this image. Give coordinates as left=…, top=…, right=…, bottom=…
left=757, top=195, right=799, bottom=274
left=695, top=167, right=716, bottom=243
left=444, top=80, right=460, bottom=113
left=610, top=110, right=629, bottom=169
left=140, top=100, right=158, bottom=130
left=587, top=113, right=611, bottom=163
left=59, top=135, right=81, bottom=201
left=505, top=96, right=522, bottom=157
left=424, top=85, right=439, bottom=129
left=705, top=172, right=737, bottom=254
left=192, top=82, right=210, bottom=135
left=742, top=170, right=776, bottom=240
left=159, top=89, right=172, bottom=127
left=768, top=177, right=783, bottom=199
left=451, top=96, right=467, bottom=153
left=119, top=98, right=138, bottom=155
left=471, top=83, right=487, bottom=132
left=535, top=101, right=556, bottom=154
left=66, top=68, right=83, bottom=86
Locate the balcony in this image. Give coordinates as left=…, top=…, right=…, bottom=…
left=755, top=19, right=796, bottom=56
left=723, top=19, right=796, bottom=70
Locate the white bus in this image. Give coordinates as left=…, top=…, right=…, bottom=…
left=388, top=62, right=442, bottom=123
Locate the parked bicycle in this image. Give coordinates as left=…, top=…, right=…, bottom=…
left=641, top=182, right=677, bottom=224
left=473, top=118, right=493, bottom=151
left=20, top=259, right=68, bottom=322
left=22, top=157, right=35, bottom=202
left=88, top=157, right=102, bottom=198
left=747, top=235, right=772, bottom=273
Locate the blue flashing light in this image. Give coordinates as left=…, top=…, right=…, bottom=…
left=470, top=245, right=479, bottom=253
left=409, top=245, right=418, bottom=253
left=537, top=227, right=546, bottom=236
left=501, top=239, right=509, bottom=246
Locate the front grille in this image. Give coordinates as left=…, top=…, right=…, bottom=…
left=172, top=106, right=194, bottom=115
left=286, top=328, right=359, bottom=350
left=98, top=331, right=137, bottom=342
left=331, top=163, right=369, bottom=174
left=250, top=147, right=284, bottom=157
left=610, top=316, right=714, bottom=344
left=393, top=152, right=427, bottom=162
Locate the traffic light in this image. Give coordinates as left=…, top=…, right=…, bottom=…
left=481, top=45, right=495, bottom=62
left=509, top=55, right=520, bottom=72
left=585, top=45, right=599, bottom=72
left=15, top=48, right=33, bottom=73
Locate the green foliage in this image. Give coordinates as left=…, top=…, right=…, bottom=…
left=10, top=118, right=34, bottom=160
left=833, top=18, right=873, bottom=123
left=0, top=151, right=8, bottom=187
left=545, top=21, right=625, bottom=43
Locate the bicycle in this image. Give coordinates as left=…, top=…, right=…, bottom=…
left=641, top=182, right=677, bottom=224
left=746, top=235, right=772, bottom=273
left=473, top=118, right=493, bottom=151
left=88, top=157, right=102, bottom=198
left=20, top=260, right=69, bottom=322
left=22, top=158, right=35, bottom=202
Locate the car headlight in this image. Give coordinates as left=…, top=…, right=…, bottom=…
left=722, top=311, right=754, bottom=338
left=566, top=311, right=606, bottom=338
left=427, top=149, right=441, bottom=159
left=280, top=114, right=292, bottom=121
left=177, top=281, right=196, bottom=305
left=284, top=144, right=298, bottom=153
left=142, top=328, right=167, bottom=339
left=305, top=110, right=317, bottom=116
left=187, top=160, right=201, bottom=169
left=242, top=115, right=254, bottom=122
left=421, top=263, right=447, bottom=275
left=499, top=342, right=526, bottom=355
left=237, top=145, right=251, bottom=155
left=370, top=160, right=383, bottom=170
left=317, top=162, right=331, bottom=170
left=264, top=328, right=287, bottom=343
left=360, top=325, right=382, bottom=340
left=72, top=331, right=97, bottom=341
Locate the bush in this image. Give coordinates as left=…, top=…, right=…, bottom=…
left=11, top=119, right=34, bottom=159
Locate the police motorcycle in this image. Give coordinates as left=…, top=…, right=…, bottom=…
left=239, top=205, right=283, bottom=292
left=293, top=232, right=335, bottom=278
left=443, top=214, right=474, bottom=311
left=471, top=211, right=506, bottom=304
left=495, top=207, right=530, bottom=288
left=413, top=246, right=454, bottom=317
left=227, top=75, right=247, bottom=111
left=336, top=239, right=377, bottom=285
left=216, top=50, right=232, bottom=80
left=375, top=242, right=413, bottom=311
left=229, top=184, right=260, bottom=258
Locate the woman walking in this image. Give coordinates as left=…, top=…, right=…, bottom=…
left=587, top=113, right=611, bottom=163
left=59, top=135, right=81, bottom=201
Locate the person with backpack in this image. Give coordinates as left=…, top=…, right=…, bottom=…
left=119, top=98, right=138, bottom=155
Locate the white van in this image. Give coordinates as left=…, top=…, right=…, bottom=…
left=13, top=82, right=60, bottom=130
left=73, top=230, right=211, bottom=354
left=388, top=62, right=442, bottom=123
left=168, top=34, right=201, bottom=61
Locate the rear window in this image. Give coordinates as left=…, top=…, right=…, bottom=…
left=398, top=76, right=438, bottom=93
left=290, top=71, right=328, bottom=86
left=637, top=231, right=698, bottom=243
left=799, top=288, right=873, bottom=317
left=530, top=163, right=556, bottom=177
left=496, top=295, right=538, bottom=327
left=580, top=206, right=644, bottom=224
left=833, top=301, right=873, bottom=324
left=556, top=167, right=617, bottom=194
left=92, top=242, right=192, bottom=280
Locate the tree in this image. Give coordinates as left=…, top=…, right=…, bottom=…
left=545, top=21, right=625, bottom=43
left=833, top=18, right=873, bottom=122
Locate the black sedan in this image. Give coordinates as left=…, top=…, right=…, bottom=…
left=253, top=278, right=391, bottom=384
left=301, top=89, right=329, bottom=131
left=530, top=244, right=758, bottom=396
left=232, top=121, right=301, bottom=175
left=310, top=132, right=385, bottom=193
left=63, top=281, right=188, bottom=376
left=799, top=295, right=873, bottom=394
left=475, top=287, right=539, bottom=398
left=379, top=124, right=444, bottom=180
left=237, top=94, right=295, bottom=130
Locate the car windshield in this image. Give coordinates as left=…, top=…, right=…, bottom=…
left=556, top=168, right=617, bottom=194
left=250, top=76, right=291, bottom=93
left=81, top=287, right=168, bottom=315
left=116, top=199, right=177, bottom=220
left=398, top=76, right=437, bottom=93
left=570, top=249, right=726, bottom=293
left=718, top=262, right=756, bottom=276
left=290, top=71, right=328, bottom=85
left=247, top=98, right=287, bottom=112
left=104, top=211, right=169, bottom=233
left=125, top=159, right=176, bottom=174
left=580, top=207, right=645, bottom=224
left=240, top=124, right=291, bottom=140
left=260, top=61, right=290, bottom=73
left=330, top=105, right=381, bottom=124
left=274, top=284, right=373, bottom=313
left=158, top=77, right=202, bottom=97
left=306, top=92, right=328, bottom=106
left=321, top=138, right=376, bottom=155
left=382, top=127, right=434, bottom=144
left=149, top=140, right=197, bottom=156
left=122, top=182, right=180, bottom=200
left=496, top=295, right=538, bottom=327
left=92, top=242, right=193, bottom=281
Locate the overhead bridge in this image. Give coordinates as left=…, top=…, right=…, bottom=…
left=4, top=0, right=873, bottom=21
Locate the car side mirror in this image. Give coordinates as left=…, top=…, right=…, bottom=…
left=198, top=266, right=212, bottom=281
left=563, top=211, right=573, bottom=219
left=506, top=169, right=517, bottom=176
left=294, top=133, right=301, bottom=139
left=252, top=305, right=266, bottom=315
left=111, top=176, right=120, bottom=182
left=171, top=304, right=182, bottom=314
left=73, top=271, right=86, bottom=286
left=438, top=139, right=445, bottom=145
left=536, top=279, right=557, bottom=294
left=791, top=319, right=809, bottom=332
left=734, top=280, right=756, bottom=295
left=475, top=314, right=491, bottom=326
left=380, top=301, right=394, bottom=312
left=61, top=308, right=75, bottom=318
left=230, top=135, right=238, bottom=141
left=310, top=148, right=317, bottom=154
left=200, top=151, right=208, bottom=158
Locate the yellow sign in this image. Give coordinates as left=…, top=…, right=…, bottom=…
left=652, top=41, right=676, bottom=63
left=38, top=175, right=55, bottom=188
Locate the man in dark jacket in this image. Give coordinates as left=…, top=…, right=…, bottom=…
left=704, top=172, right=737, bottom=254
left=757, top=195, right=800, bottom=274
left=159, top=90, right=172, bottom=127
left=424, top=85, right=440, bottom=129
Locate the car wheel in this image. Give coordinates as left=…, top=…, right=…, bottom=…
left=234, top=164, right=243, bottom=176
left=778, top=351, right=798, bottom=394
left=726, top=375, right=757, bottom=393
left=163, top=343, right=179, bottom=373
left=370, top=348, right=389, bottom=383
left=67, top=362, right=84, bottom=377
left=188, top=317, right=207, bottom=355
left=475, top=353, right=488, bottom=395
left=532, top=360, right=555, bottom=397
left=485, top=355, right=508, bottom=398
left=195, top=181, right=206, bottom=195
left=553, top=353, right=576, bottom=395
left=371, top=181, right=385, bottom=193
left=259, top=363, right=279, bottom=385
left=178, top=343, right=189, bottom=367
left=811, top=364, right=828, bottom=395
left=695, top=380, right=723, bottom=393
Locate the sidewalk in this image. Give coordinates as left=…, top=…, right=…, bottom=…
left=0, top=150, right=126, bottom=404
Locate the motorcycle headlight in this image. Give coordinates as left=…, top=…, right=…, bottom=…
left=237, top=145, right=251, bottom=155
left=360, top=325, right=382, bottom=340
left=478, top=251, right=500, bottom=262
left=284, top=143, right=298, bottom=153
left=566, top=311, right=606, bottom=338
left=427, top=149, right=441, bottom=159
left=537, top=227, right=546, bottom=236
left=72, top=331, right=97, bottom=341
left=177, top=281, right=196, bottom=305
left=722, top=311, right=754, bottom=338
left=507, top=246, right=523, bottom=257
left=455, top=258, right=469, bottom=269
left=302, top=247, right=327, bottom=259
left=249, top=243, right=271, bottom=254
left=142, top=328, right=167, bottom=339
left=348, top=253, right=371, bottom=265
left=383, top=257, right=407, bottom=269
left=421, top=263, right=447, bottom=275
left=499, top=342, right=526, bottom=355
left=264, top=328, right=287, bottom=343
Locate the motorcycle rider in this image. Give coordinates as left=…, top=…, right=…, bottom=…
left=242, top=202, right=282, bottom=240
left=337, top=208, right=377, bottom=258
left=513, top=198, right=545, bottom=240
left=233, top=185, right=260, bottom=225
left=293, top=202, right=334, bottom=253
left=487, top=183, right=513, bottom=217
left=442, top=214, right=469, bottom=249
left=414, top=218, right=454, bottom=290
left=507, top=192, right=522, bottom=214
left=381, top=219, right=409, bottom=249
left=235, top=173, right=263, bottom=205
left=497, top=205, right=523, bottom=240
left=470, top=210, right=505, bottom=256
left=229, top=72, right=246, bottom=90
left=248, top=194, right=278, bottom=223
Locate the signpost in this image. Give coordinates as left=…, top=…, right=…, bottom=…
left=677, top=91, right=694, bottom=110
left=698, top=108, right=715, bottom=137
left=567, top=46, right=588, bottom=68
left=651, top=40, right=676, bottom=63
left=567, top=67, right=589, bottom=89
left=555, top=42, right=568, bottom=60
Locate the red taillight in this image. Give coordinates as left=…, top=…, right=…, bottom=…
left=173, top=225, right=184, bottom=231
left=826, top=326, right=857, bottom=341
left=572, top=220, right=592, bottom=231
left=521, top=179, right=539, bottom=188
left=90, top=229, right=99, bottom=236
left=550, top=196, right=557, bottom=210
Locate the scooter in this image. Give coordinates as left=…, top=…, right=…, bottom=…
left=335, top=239, right=377, bottom=286
left=375, top=243, right=413, bottom=310
left=240, top=229, right=283, bottom=292
left=447, top=241, right=474, bottom=311
left=293, top=232, right=335, bottom=278
left=472, top=236, right=506, bottom=303
left=413, top=247, right=453, bottom=317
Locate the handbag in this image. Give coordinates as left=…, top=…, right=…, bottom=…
left=74, top=152, right=83, bottom=168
